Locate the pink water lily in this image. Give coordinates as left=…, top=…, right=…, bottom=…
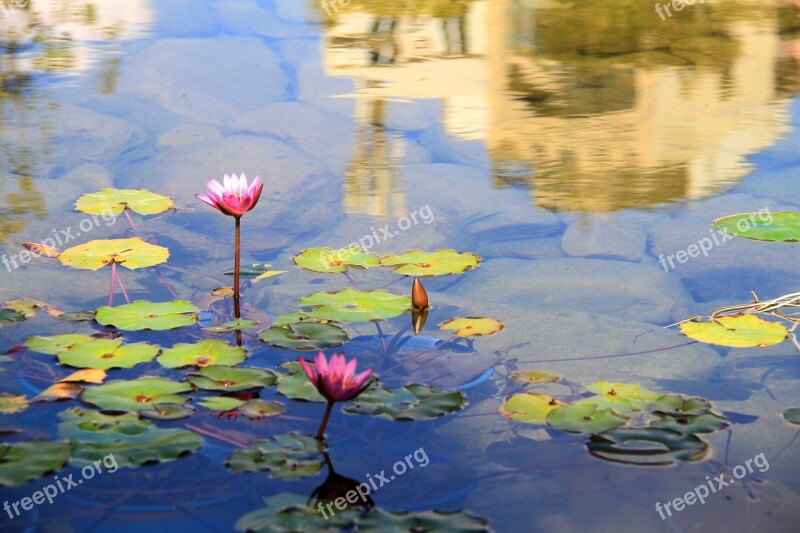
left=196, top=173, right=263, bottom=218
left=299, top=352, right=373, bottom=439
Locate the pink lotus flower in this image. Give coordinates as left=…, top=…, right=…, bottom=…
left=195, top=173, right=263, bottom=218
left=299, top=352, right=373, bottom=403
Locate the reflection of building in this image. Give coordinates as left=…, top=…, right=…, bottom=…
left=322, top=0, right=799, bottom=212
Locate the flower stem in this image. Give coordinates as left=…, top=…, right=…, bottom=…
left=108, top=263, right=116, bottom=307
left=316, top=402, right=334, bottom=440
left=234, top=216, right=241, bottom=319
left=114, top=263, right=131, bottom=304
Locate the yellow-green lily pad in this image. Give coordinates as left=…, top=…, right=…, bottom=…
left=680, top=315, right=788, bottom=347
left=227, top=432, right=326, bottom=480
left=299, top=289, right=410, bottom=323
left=81, top=377, right=193, bottom=412
left=270, top=312, right=321, bottom=327
left=0, top=394, right=28, bottom=414
left=579, top=381, right=662, bottom=412
left=380, top=249, right=480, bottom=277
left=24, top=334, right=96, bottom=355
left=204, top=319, right=259, bottom=333
left=293, top=246, right=380, bottom=273
left=158, top=339, right=246, bottom=368
left=60, top=238, right=169, bottom=271
left=0, top=441, right=71, bottom=486
left=650, top=412, right=730, bottom=434
left=187, top=365, right=276, bottom=392
left=546, top=404, right=629, bottom=433
left=649, top=395, right=716, bottom=417
left=500, top=393, right=561, bottom=424
left=76, top=189, right=175, bottom=216
left=139, top=404, right=194, bottom=421
left=240, top=400, right=285, bottom=419
left=440, top=317, right=504, bottom=337
left=95, top=300, right=199, bottom=331
left=509, top=370, right=562, bottom=386
left=713, top=212, right=800, bottom=243
left=258, top=321, right=349, bottom=351
left=57, top=340, right=159, bottom=370
left=198, top=397, right=245, bottom=411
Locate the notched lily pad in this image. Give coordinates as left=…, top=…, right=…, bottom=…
left=679, top=315, right=788, bottom=348
left=299, top=289, right=410, bottom=323
left=226, top=432, right=326, bottom=479
left=258, top=322, right=349, bottom=351
left=713, top=212, right=800, bottom=243
left=0, top=441, right=70, bottom=486
left=95, top=300, right=199, bottom=331
left=509, top=370, right=562, bottom=386
left=546, top=404, right=628, bottom=433
left=139, top=404, right=194, bottom=421
left=158, top=339, right=246, bottom=368
left=0, top=394, right=28, bottom=414
left=57, top=340, right=159, bottom=370
left=240, top=400, right=285, bottom=419
left=650, top=412, right=730, bottom=434
left=293, top=246, right=380, bottom=273
left=60, top=238, right=169, bottom=271
left=587, top=428, right=709, bottom=465
left=81, top=377, right=193, bottom=412
left=236, top=503, right=358, bottom=532
left=343, top=383, right=465, bottom=421
left=198, top=397, right=245, bottom=411
left=579, top=381, right=661, bottom=412
left=500, top=393, right=561, bottom=424
left=440, top=317, right=504, bottom=337
left=649, top=395, right=715, bottom=417
left=380, top=249, right=480, bottom=277
left=187, top=365, right=276, bottom=392
left=76, top=188, right=175, bottom=216
left=204, top=319, right=259, bottom=333
left=24, top=334, right=96, bottom=355
left=358, top=508, right=491, bottom=531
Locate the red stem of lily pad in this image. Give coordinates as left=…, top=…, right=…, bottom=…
left=123, top=208, right=136, bottom=229
left=113, top=262, right=131, bottom=304
left=316, top=401, right=334, bottom=440
left=108, top=263, right=116, bottom=307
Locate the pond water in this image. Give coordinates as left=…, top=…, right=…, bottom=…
left=1, top=0, right=800, bottom=531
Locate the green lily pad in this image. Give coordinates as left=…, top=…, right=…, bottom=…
left=223, top=263, right=286, bottom=278
left=58, top=408, right=201, bottom=467
left=379, top=249, right=481, bottom=277
left=158, top=339, right=246, bottom=368
left=258, top=322, right=349, bottom=351
left=650, top=413, right=730, bottom=434
left=235, top=503, right=358, bottom=532
left=649, top=395, right=716, bottom=417
left=204, top=319, right=259, bottom=333
left=439, top=317, right=504, bottom=337
left=139, top=404, right=194, bottom=421
left=24, top=334, right=97, bottom=355
left=293, top=246, right=380, bottom=273
left=81, top=378, right=193, bottom=412
left=198, top=397, right=245, bottom=411
left=299, top=289, right=411, bottom=323
left=680, top=315, right=788, bottom=348
left=579, top=381, right=662, bottom=412
left=227, top=432, right=326, bottom=480
left=713, top=212, right=800, bottom=243
left=343, top=383, right=465, bottom=421
left=587, top=428, right=709, bottom=465
left=0, top=441, right=71, bottom=486
left=546, top=404, right=629, bottom=433
left=240, top=400, right=285, bottom=419
left=75, top=188, right=175, bottom=216
left=271, top=312, right=321, bottom=327
left=500, top=393, right=561, bottom=424
left=57, top=311, right=97, bottom=322
left=95, top=300, right=199, bottom=331
left=187, top=365, right=276, bottom=392
left=275, top=362, right=326, bottom=403
left=508, top=370, right=562, bottom=386
left=57, top=340, right=159, bottom=370
left=59, top=238, right=169, bottom=271
left=782, top=407, right=800, bottom=425
left=358, top=509, right=491, bottom=532
left=0, top=309, right=25, bottom=325
left=0, top=394, right=28, bottom=414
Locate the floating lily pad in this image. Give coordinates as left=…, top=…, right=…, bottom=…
left=0, top=394, right=28, bottom=414
left=358, top=509, right=491, bottom=532
left=0, top=309, right=25, bottom=325
left=60, top=238, right=169, bottom=271
left=579, top=381, right=661, bottom=412
left=649, top=395, right=715, bottom=417
left=275, top=362, right=326, bottom=403
left=57, top=340, right=159, bottom=370
left=205, top=319, right=259, bottom=333
left=299, top=289, right=410, bottom=323
left=587, top=428, right=709, bottom=465
left=198, top=397, right=245, bottom=411
left=187, top=366, right=276, bottom=392
left=159, top=339, right=246, bottom=368
left=713, top=212, right=800, bottom=243
left=650, top=413, right=730, bottom=434
left=61, top=369, right=107, bottom=384
left=58, top=408, right=201, bottom=467
left=258, top=322, right=349, bottom=351
left=236, top=502, right=358, bottom=532
left=782, top=407, right=800, bottom=425
left=223, top=263, right=287, bottom=279
left=344, top=383, right=465, bottom=421
left=380, top=249, right=480, bottom=277
left=24, top=334, right=96, bottom=355
left=0, top=441, right=71, bottom=486
left=82, top=378, right=193, bottom=412
left=76, top=189, right=175, bottom=216
left=240, top=400, right=285, bottom=419
left=95, top=300, right=199, bottom=331
left=57, top=311, right=97, bottom=322
left=546, top=404, right=628, bottom=433
left=271, top=312, right=321, bottom=327
left=34, top=382, right=83, bottom=402
left=3, top=298, right=64, bottom=319
left=139, top=404, right=194, bottom=421
left=293, top=246, right=380, bottom=273
left=680, top=315, right=787, bottom=348
left=227, top=432, right=326, bottom=479
left=500, top=393, right=561, bottom=424
left=439, top=317, right=504, bottom=337
left=509, top=370, right=562, bottom=386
